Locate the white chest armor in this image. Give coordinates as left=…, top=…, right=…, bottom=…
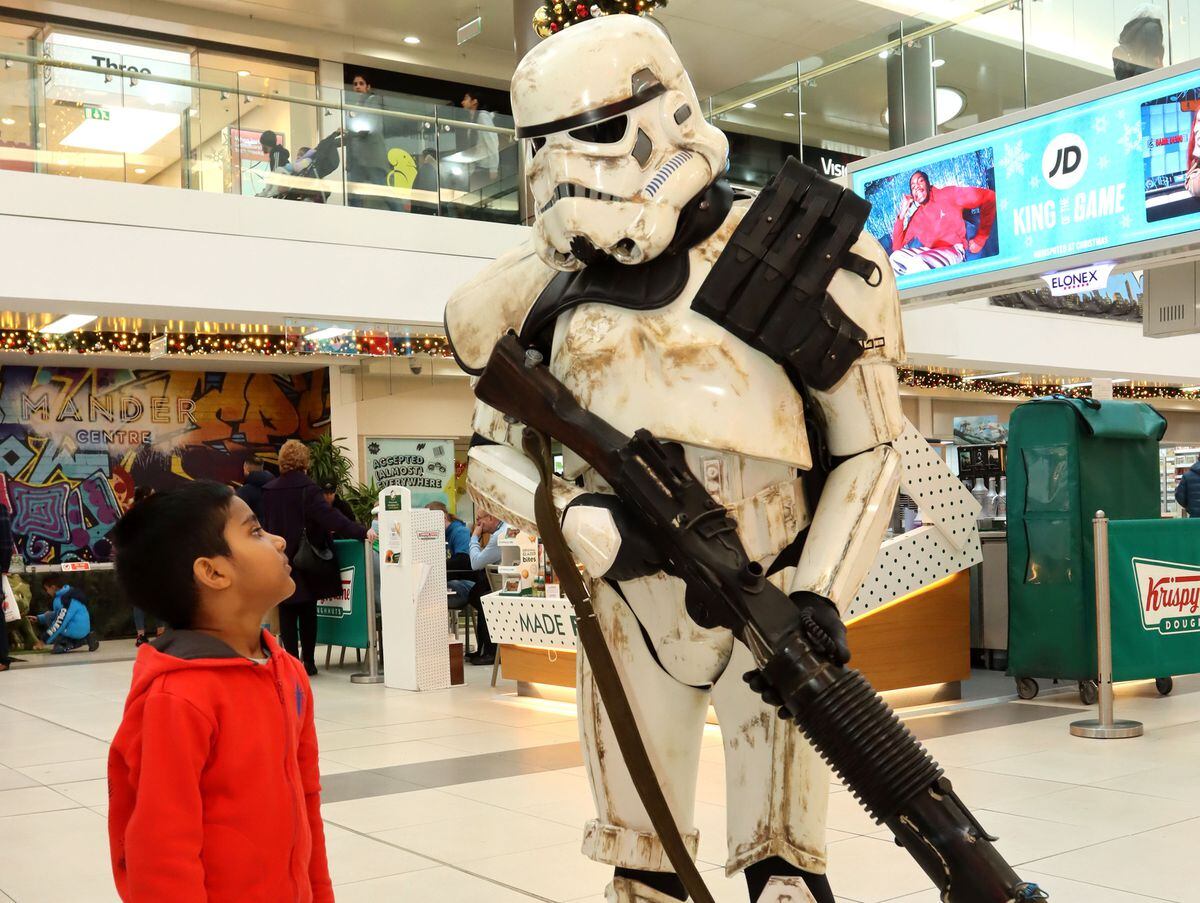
left=550, top=215, right=812, bottom=475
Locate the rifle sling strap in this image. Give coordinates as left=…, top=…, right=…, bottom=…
left=520, top=427, right=716, bottom=903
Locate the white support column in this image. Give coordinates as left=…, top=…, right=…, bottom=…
left=917, top=396, right=935, bottom=438
left=328, top=364, right=362, bottom=484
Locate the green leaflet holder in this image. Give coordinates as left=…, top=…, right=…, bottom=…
left=315, top=539, right=370, bottom=650
left=1007, top=396, right=1167, bottom=690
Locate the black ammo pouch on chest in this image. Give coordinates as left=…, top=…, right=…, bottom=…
left=692, top=157, right=881, bottom=392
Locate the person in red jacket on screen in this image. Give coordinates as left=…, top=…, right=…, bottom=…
left=106, top=482, right=332, bottom=902
left=888, top=170, right=997, bottom=274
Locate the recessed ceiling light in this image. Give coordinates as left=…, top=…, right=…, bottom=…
left=40, top=314, right=97, bottom=334
left=134, top=167, right=146, bottom=174
left=783, top=112, right=795, bottom=118
left=61, top=107, right=179, bottom=154
left=37, top=122, right=45, bottom=129
left=237, top=70, right=251, bottom=77
left=404, top=35, right=421, bottom=45
left=0, top=118, right=13, bottom=126
left=881, top=86, right=965, bottom=127
left=56, top=158, right=69, bottom=165
left=742, top=102, right=757, bottom=110
left=878, top=50, right=890, bottom=59
left=931, top=58, right=946, bottom=68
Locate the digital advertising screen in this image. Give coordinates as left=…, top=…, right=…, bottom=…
left=849, top=63, right=1200, bottom=296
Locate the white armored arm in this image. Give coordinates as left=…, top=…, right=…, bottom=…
left=788, top=235, right=906, bottom=614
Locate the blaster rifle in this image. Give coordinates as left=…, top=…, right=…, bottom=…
left=476, top=333, right=1047, bottom=903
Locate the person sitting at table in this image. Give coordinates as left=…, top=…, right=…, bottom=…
left=428, top=501, right=477, bottom=624
left=464, top=510, right=508, bottom=666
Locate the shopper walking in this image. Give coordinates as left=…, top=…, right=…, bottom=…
left=1175, top=456, right=1200, bottom=516
left=236, top=455, right=271, bottom=521
left=129, top=487, right=164, bottom=647
left=261, top=440, right=374, bottom=675
left=344, top=73, right=392, bottom=209
left=461, top=90, right=500, bottom=192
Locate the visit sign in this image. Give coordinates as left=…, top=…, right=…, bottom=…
left=849, top=59, right=1200, bottom=299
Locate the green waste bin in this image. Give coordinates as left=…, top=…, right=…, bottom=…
left=1006, top=396, right=1167, bottom=702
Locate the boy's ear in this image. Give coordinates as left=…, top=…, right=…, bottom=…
left=193, top=555, right=233, bottom=592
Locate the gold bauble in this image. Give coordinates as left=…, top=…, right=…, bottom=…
left=533, top=6, right=554, bottom=37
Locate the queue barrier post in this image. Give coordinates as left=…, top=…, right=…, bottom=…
left=1070, top=511, right=1143, bottom=739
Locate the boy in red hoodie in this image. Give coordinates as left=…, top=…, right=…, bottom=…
left=107, top=481, right=333, bottom=902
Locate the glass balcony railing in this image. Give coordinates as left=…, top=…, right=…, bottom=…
left=0, top=38, right=521, bottom=224
left=707, top=0, right=1200, bottom=190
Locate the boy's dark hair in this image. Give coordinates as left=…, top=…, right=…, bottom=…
left=260, top=129, right=278, bottom=150
left=110, top=482, right=235, bottom=629
left=42, top=575, right=64, bottom=591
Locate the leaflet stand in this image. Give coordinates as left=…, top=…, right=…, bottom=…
left=377, top=486, right=450, bottom=692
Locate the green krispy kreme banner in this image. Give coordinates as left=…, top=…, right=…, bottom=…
left=1109, top=518, right=1200, bottom=682
left=315, top=539, right=369, bottom=650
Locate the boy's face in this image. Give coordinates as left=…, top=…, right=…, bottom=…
left=210, top=497, right=294, bottom=609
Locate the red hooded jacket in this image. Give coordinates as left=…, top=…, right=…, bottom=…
left=108, top=630, right=332, bottom=902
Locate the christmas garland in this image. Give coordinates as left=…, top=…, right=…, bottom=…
left=534, top=0, right=667, bottom=37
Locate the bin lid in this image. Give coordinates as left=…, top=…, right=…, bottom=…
left=1028, top=395, right=1167, bottom=440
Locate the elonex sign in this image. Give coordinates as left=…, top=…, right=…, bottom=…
left=1040, top=262, right=1117, bottom=296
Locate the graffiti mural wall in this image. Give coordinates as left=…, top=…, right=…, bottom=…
left=0, top=366, right=329, bottom=563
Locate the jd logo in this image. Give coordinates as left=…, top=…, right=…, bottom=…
left=1132, top=557, right=1200, bottom=635
left=1043, top=133, right=1088, bottom=190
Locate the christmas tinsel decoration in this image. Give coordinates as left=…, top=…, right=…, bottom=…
left=534, top=0, right=667, bottom=37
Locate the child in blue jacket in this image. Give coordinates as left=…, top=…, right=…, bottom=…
left=30, top=576, right=99, bottom=654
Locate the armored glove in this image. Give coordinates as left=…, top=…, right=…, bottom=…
left=744, top=591, right=849, bottom=714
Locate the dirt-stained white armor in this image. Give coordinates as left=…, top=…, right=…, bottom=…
left=446, top=15, right=904, bottom=903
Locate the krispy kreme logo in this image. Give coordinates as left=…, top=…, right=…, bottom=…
left=1133, top=557, right=1200, bottom=635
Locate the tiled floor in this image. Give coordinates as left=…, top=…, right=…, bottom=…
left=0, top=650, right=1198, bottom=902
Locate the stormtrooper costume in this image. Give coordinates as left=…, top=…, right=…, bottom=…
left=445, top=16, right=903, bottom=903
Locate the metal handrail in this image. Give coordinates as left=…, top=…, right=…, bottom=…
left=0, top=49, right=516, bottom=137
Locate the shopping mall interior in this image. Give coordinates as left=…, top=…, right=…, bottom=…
left=4, top=1, right=1200, bottom=901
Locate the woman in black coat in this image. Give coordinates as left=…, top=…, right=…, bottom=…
left=261, top=439, right=373, bottom=674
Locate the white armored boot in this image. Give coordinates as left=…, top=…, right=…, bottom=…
left=605, top=876, right=688, bottom=903
left=757, top=876, right=819, bottom=903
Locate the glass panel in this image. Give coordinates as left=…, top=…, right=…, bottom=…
left=0, top=36, right=521, bottom=221
left=799, top=39, right=892, bottom=167
left=435, top=101, right=520, bottom=223
left=708, top=62, right=800, bottom=190
left=928, top=4, right=1027, bottom=136
left=186, top=64, right=239, bottom=194
left=1025, top=0, right=1167, bottom=106
left=0, top=33, right=37, bottom=177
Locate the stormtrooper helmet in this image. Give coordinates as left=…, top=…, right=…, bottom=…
left=512, top=15, right=729, bottom=270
